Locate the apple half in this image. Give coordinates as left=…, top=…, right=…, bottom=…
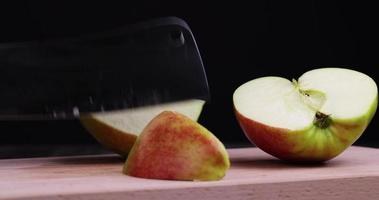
left=233, top=68, right=378, bottom=162
left=80, top=99, right=205, bottom=156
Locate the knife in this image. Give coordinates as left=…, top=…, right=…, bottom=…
left=0, top=17, right=209, bottom=120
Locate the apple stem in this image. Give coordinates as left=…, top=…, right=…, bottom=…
left=292, top=79, right=299, bottom=88
left=313, top=111, right=331, bottom=129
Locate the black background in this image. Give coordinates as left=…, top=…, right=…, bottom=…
left=0, top=1, right=378, bottom=157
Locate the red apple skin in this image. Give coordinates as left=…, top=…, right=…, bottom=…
left=235, top=111, right=299, bottom=161
left=124, top=111, right=230, bottom=181
left=235, top=110, right=369, bottom=162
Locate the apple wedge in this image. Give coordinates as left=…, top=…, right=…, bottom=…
left=123, top=111, right=230, bottom=181
left=233, top=68, right=377, bottom=162
left=80, top=99, right=205, bottom=156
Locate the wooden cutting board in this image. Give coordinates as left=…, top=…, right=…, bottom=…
left=1, top=146, right=379, bottom=200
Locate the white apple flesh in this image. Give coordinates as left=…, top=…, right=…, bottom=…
left=80, top=99, right=205, bottom=156
left=233, top=68, right=378, bottom=162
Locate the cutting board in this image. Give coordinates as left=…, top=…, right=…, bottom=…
left=1, top=146, right=379, bottom=200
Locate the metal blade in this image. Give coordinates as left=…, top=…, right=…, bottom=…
left=0, top=17, right=209, bottom=119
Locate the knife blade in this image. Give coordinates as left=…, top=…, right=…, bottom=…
left=0, top=17, right=209, bottom=119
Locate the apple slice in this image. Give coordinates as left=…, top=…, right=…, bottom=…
left=233, top=68, right=377, bottom=162
left=123, top=111, right=230, bottom=181
left=80, top=99, right=205, bottom=156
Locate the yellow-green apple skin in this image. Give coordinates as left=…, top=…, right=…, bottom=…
left=80, top=100, right=205, bottom=157
left=123, top=111, right=230, bottom=181
left=234, top=68, right=378, bottom=162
